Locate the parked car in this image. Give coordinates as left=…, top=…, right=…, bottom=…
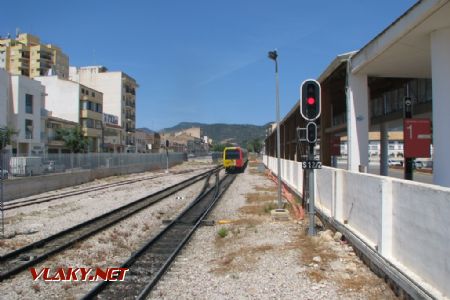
left=388, top=159, right=402, bottom=167
left=43, top=160, right=55, bottom=172
left=413, top=160, right=424, bottom=169
left=0, top=168, right=8, bottom=178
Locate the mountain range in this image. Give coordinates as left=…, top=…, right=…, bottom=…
left=137, top=122, right=269, bottom=146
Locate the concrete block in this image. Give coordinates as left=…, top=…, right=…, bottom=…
left=271, top=209, right=290, bottom=221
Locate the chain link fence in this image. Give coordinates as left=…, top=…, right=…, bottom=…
left=0, top=152, right=186, bottom=179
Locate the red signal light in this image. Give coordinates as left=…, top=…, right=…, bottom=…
left=307, top=97, right=315, bottom=105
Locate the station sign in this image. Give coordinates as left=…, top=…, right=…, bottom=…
left=403, top=118, right=431, bottom=158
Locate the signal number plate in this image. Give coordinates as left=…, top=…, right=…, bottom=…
left=302, top=160, right=322, bottom=169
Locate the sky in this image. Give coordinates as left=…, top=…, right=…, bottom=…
left=1, top=0, right=417, bottom=130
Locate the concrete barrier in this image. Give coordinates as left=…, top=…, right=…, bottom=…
left=263, top=155, right=450, bottom=299
left=3, top=155, right=185, bottom=201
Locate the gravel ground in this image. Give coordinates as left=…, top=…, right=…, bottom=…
left=0, top=162, right=218, bottom=299
left=148, top=160, right=398, bottom=300
left=0, top=161, right=214, bottom=256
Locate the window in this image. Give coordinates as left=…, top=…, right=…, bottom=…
left=95, top=120, right=102, bottom=129
left=25, top=119, right=33, bottom=139
left=25, top=94, right=33, bottom=114
left=96, top=103, right=102, bottom=113
left=81, top=118, right=94, bottom=128
left=81, top=88, right=85, bottom=94
left=91, top=91, right=95, bottom=97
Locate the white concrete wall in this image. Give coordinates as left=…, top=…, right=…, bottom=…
left=0, top=69, right=9, bottom=127
left=10, top=75, right=45, bottom=147
left=35, top=76, right=79, bottom=123
left=263, top=155, right=450, bottom=299
left=391, top=180, right=450, bottom=296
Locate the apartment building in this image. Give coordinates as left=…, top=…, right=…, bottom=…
left=0, top=69, right=46, bottom=155
left=135, top=130, right=161, bottom=153
left=69, top=66, right=138, bottom=152
left=0, top=33, right=69, bottom=78
left=103, top=113, right=124, bottom=153
left=35, top=76, right=103, bottom=152
left=46, top=115, right=78, bottom=154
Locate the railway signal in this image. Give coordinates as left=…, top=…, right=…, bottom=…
left=298, top=79, right=322, bottom=237
left=306, top=122, right=317, bottom=144
left=300, top=79, right=321, bottom=121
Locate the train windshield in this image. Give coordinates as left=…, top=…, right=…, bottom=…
left=225, top=149, right=240, bottom=159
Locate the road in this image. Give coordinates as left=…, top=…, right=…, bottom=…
left=336, top=162, right=433, bottom=185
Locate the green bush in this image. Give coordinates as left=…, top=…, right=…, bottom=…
left=217, top=227, right=229, bottom=238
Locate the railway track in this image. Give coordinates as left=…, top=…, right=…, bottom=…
left=0, top=167, right=219, bottom=281
left=83, top=172, right=235, bottom=300
left=3, top=167, right=211, bottom=210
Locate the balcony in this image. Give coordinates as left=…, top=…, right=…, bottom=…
left=125, top=100, right=135, bottom=108
left=125, top=113, right=135, bottom=120
left=40, top=53, right=52, bottom=61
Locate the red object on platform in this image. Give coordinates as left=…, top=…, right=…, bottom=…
left=330, top=136, right=341, bottom=156
left=403, top=118, right=431, bottom=158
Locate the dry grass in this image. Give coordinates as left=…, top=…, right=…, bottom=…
left=245, top=192, right=276, bottom=203
left=248, top=160, right=259, bottom=168
left=239, top=205, right=266, bottom=216
left=252, top=185, right=277, bottom=192
left=231, top=218, right=263, bottom=226
left=210, top=245, right=274, bottom=274
left=247, top=168, right=265, bottom=176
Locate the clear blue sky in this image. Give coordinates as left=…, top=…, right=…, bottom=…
left=1, top=0, right=416, bottom=130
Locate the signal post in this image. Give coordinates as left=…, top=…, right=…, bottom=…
left=298, top=79, right=321, bottom=236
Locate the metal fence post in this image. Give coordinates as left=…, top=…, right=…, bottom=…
left=0, top=133, right=6, bottom=238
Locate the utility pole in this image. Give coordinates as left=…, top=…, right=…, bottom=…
left=404, top=83, right=413, bottom=180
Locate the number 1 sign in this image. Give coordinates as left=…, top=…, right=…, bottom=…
left=403, top=119, right=431, bottom=158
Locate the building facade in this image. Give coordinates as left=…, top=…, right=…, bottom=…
left=103, top=113, right=123, bottom=153
left=69, top=66, right=138, bottom=152
left=0, top=33, right=69, bottom=78
left=45, top=115, right=78, bottom=154
left=0, top=69, right=46, bottom=155
left=35, top=76, right=103, bottom=152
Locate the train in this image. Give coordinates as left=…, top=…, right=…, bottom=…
left=223, top=147, right=248, bottom=173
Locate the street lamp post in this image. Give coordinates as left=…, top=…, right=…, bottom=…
left=268, top=50, right=283, bottom=209
left=0, top=127, right=6, bottom=238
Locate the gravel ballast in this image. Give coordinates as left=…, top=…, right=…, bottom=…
left=148, top=161, right=397, bottom=300
left=0, top=162, right=216, bottom=299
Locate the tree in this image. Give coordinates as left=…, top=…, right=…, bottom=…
left=56, top=126, right=88, bottom=153
left=212, top=143, right=233, bottom=152
left=0, top=126, right=18, bottom=150
left=247, top=139, right=262, bottom=154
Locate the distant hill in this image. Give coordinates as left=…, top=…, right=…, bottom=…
left=162, top=122, right=269, bottom=146
left=136, top=127, right=155, bottom=134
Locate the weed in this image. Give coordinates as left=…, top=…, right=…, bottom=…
left=264, top=202, right=277, bottom=213
left=217, top=227, right=229, bottom=238
left=31, top=284, right=41, bottom=292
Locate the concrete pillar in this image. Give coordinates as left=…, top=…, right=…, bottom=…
left=346, top=72, right=369, bottom=172
left=380, top=122, right=389, bottom=176
left=379, top=178, right=393, bottom=258
left=431, top=27, right=450, bottom=187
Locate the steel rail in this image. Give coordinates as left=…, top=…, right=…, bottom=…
left=0, top=166, right=219, bottom=281
left=3, top=167, right=210, bottom=210
left=83, top=172, right=235, bottom=300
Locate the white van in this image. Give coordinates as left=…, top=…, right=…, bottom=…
left=10, top=157, right=44, bottom=176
